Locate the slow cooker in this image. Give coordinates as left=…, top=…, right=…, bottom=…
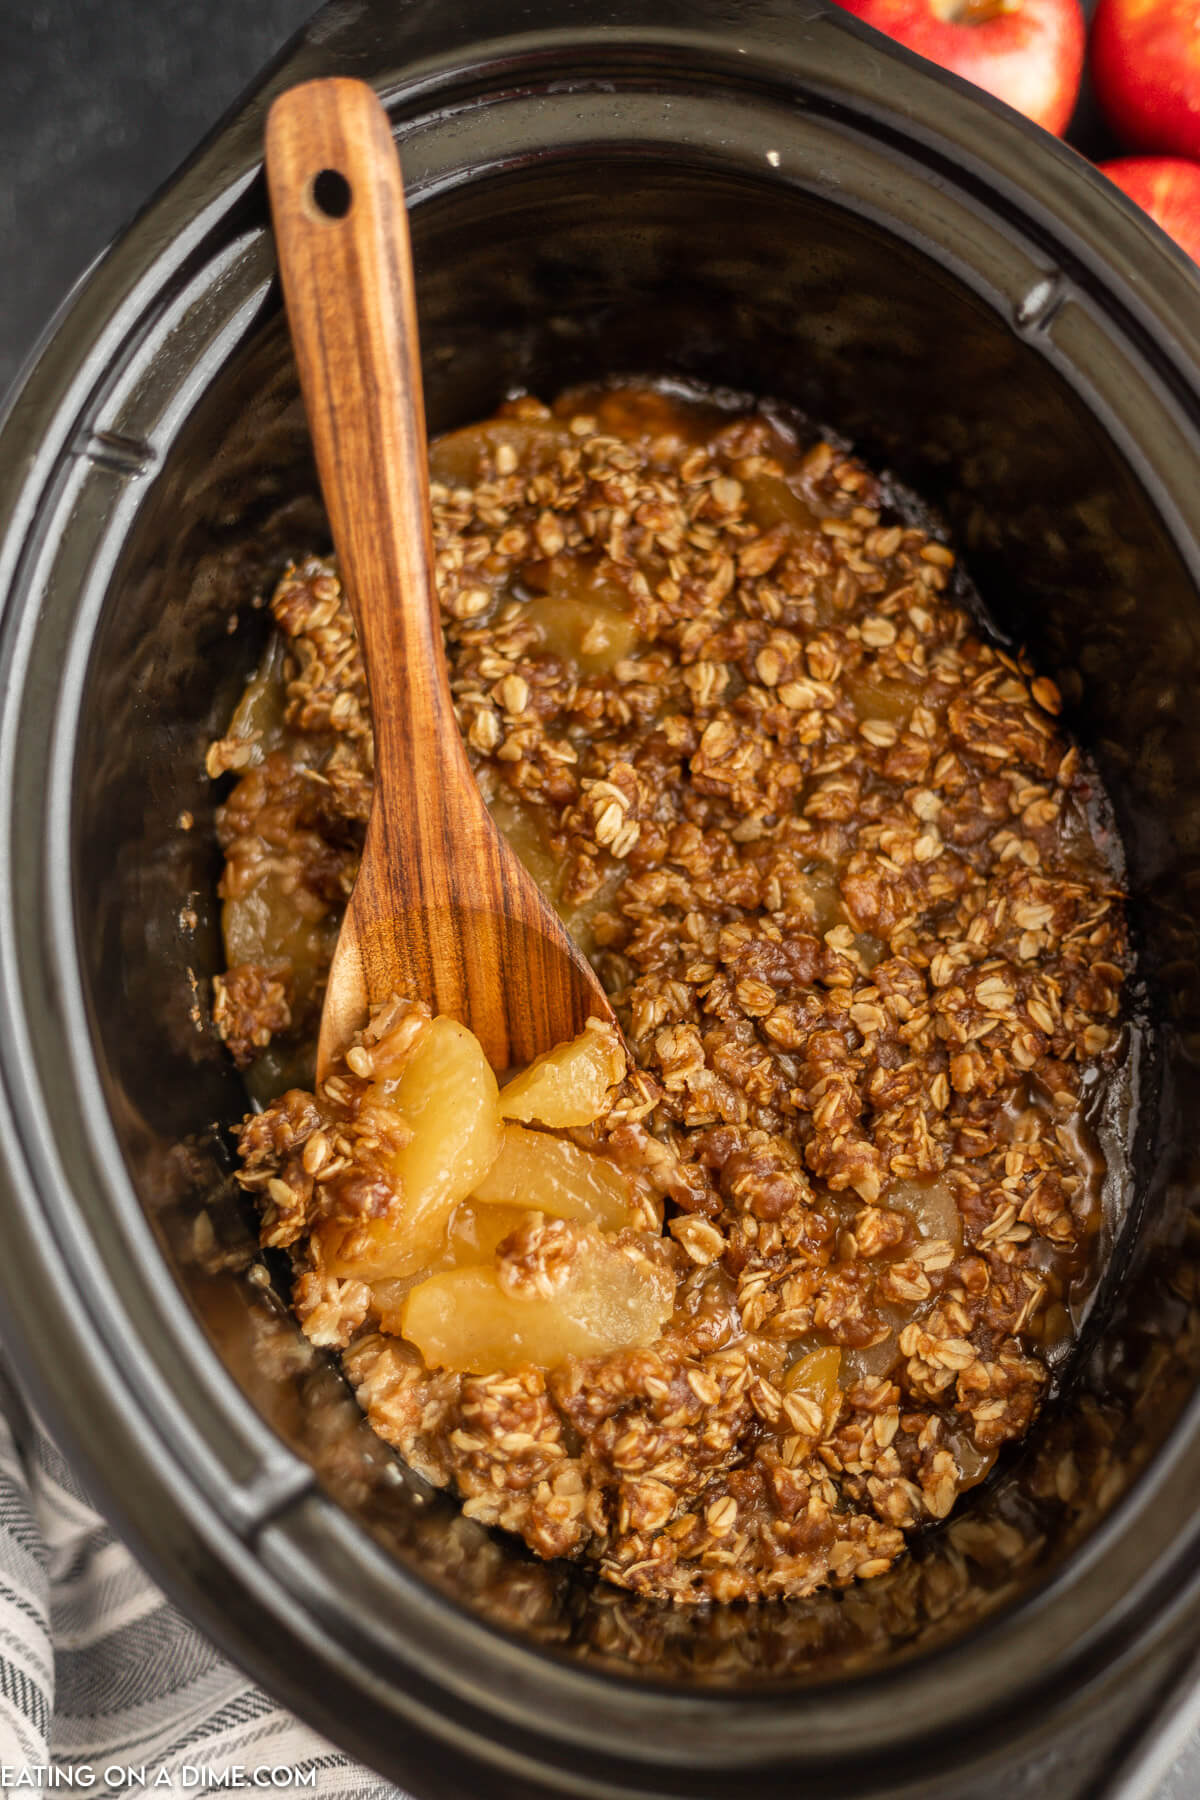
left=2, top=1, right=1200, bottom=1793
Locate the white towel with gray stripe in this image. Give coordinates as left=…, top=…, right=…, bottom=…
left=0, top=1363, right=402, bottom=1798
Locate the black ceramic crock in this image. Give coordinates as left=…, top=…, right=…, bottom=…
left=3, top=2, right=1200, bottom=1794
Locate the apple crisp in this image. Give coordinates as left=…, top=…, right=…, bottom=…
left=209, top=383, right=1129, bottom=1603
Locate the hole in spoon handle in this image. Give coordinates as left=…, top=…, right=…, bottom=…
left=310, top=168, right=352, bottom=219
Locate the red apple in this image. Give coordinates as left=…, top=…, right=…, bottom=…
left=1091, top=0, right=1200, bottom=160
left=1098, top=156, right=1200, bottom=263
left=833, top=0, right=1085, bottom=135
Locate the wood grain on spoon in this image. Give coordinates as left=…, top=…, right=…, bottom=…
left=264, top=78, right=615, bottom=1078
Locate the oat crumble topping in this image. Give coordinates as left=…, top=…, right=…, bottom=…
left=209, top=384, right=1129, bottom=1604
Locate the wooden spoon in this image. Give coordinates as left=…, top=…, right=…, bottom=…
left=264, top=78, right=615, bottom=1079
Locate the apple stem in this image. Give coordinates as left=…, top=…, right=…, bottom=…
left=953, top=0, right=1020, bottom=19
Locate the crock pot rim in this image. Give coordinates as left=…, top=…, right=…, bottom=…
left=2, top=2, right=1200, bottom=1793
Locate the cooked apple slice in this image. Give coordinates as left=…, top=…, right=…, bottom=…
left=521, top=588, right=639, bottom=677
left=391, top=1016, right=502, bottom=1209
left=784, top=1346, right=842, bottom=1412
left=401, top=1225, right=674, bottom=1373
left=369, top=1200, right=535, bottom=1334
left=472, top=1123, right=635, bottom=1230
left=429, top=418, right=570, bottom=487
left=325, top=1017, right=502, bottom=1280
left=369, top=1269, right=433, bottom=1337
left=447, top=1198, right=535, bottom=1262
left=885, top=1178, right=962, bottom=1248
left=498, top=1019, right=625, bottom=1127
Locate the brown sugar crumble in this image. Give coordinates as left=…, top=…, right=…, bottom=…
left=209, top=383, right=1130, bottom=1604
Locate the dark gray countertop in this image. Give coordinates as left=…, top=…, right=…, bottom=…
left=0, top=0, right=314, bottom=399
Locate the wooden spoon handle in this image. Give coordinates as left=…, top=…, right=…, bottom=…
left=266, top=78, right=616, bottom=1075
left=264, top=78, right=461, bottom=785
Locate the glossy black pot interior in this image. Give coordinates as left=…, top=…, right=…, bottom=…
left=4, top=2, right=1200, bottom=1796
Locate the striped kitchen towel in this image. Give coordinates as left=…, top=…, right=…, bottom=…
left=0, top=1361, right=401, bottom=1798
